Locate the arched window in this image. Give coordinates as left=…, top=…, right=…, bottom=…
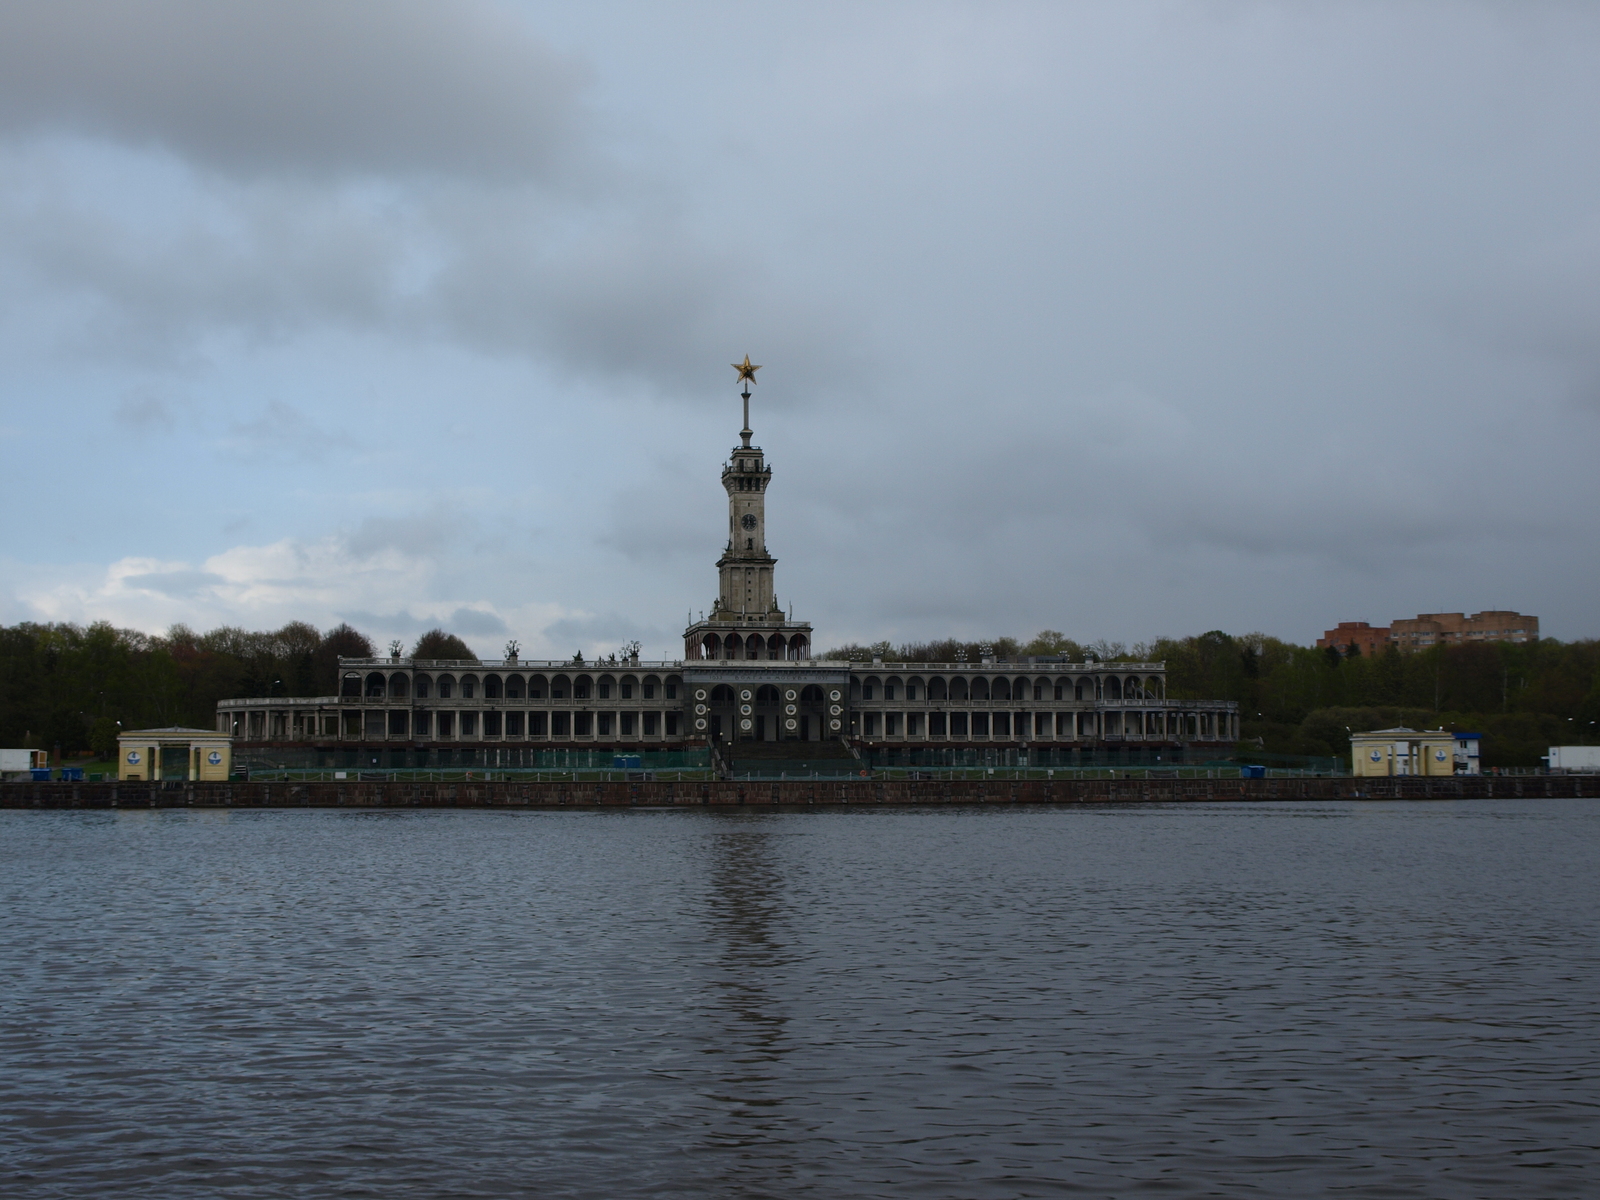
left=711, top=684, right=736, bottom=705
left=365, top=672, right=386, bottom=698
left=388, top=673, right=409, bottom=699
left=414, top=674, right=432, bottom=699
left=550, top=674, right=570, bottom=699
left=950, top=678, right=969, bottom=702
left=484, top=674, right=503, bottom=699
left=992, top=677, right=1011, bottom=702
left=527, top=674, right=547, bottom=698
left=573, top=674, right=592, bottom=700
left=928, top=677, right=948, bottom=701
left=1105, top=676, right=1122, bottom=700
left=341, top=673, right=362, bottom=698
left=506, top=674, right=525, bottom=699
left=801, top=684, right=825, bottom=704
left=461, top=674, right=479, bottom=699
left=438, top=674, right=456, bottom=699
left=756, top=684, right=780, bottom=705
left=970, top=676, right=990, bottom=701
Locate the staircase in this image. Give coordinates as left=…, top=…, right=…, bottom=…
left=722, top=738, right=861, bottom=778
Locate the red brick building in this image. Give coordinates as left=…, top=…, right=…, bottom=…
left=1318, top=611, right=1539, bottom=654
left=1316, top=621, right=1391, bottom=655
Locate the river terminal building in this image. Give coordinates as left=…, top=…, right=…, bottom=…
left=219, top=363, right=1239, bottom=769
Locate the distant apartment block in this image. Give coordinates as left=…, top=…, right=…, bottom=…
left=1315, top=621, right=1391, bottom=655
left=1389, top=611, right=1538, bottom=649
left=1318, top=611, right=1538, bottom=654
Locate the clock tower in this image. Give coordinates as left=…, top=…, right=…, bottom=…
left=683, top=359, right=812, bottom=663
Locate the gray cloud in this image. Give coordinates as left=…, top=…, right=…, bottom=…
left=3, top=3, right=1600, bottom=646
left=342, top=510, right=472, bottom=561
left=113, top=391, right=180, bottom=432
left=122, top=569, right=224, bottom=596
left=0, top=1, right=585, bottom=181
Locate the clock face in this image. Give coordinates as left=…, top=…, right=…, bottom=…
left=740, top=514, right=757, bottom=530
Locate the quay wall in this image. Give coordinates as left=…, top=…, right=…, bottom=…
left=2, top=776, right=1596, bottom=810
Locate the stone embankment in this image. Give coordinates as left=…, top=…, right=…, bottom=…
left=2, top=776, right=1595, bottom=810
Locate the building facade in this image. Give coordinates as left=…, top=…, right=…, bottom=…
left=1350, top=727, right=1469, bottom=777
left=119, top=727, right=233, bottom=782
left=1315, top=621, right=1391, bottom=655
left=1389, top=611, right=1538, bottom=650
left=218, top=373, right=1239, bottom=759
left=1319, top=612, right=1538, bottom=655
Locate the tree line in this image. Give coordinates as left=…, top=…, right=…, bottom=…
left=3, top=621, right=1595, bottom=766
left=0, top=622, right=477, bottom=759
left=823, top=628, right=1600, bottom=767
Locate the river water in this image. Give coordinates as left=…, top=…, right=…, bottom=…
left=2, top=800, right=1596, bottom=1198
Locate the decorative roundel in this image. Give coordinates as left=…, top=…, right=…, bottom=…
left=1435, top=749, right=1448, bottom=762
left=740, top=718, right=753, bottom=730
left=740, top=689, right=752, bottom=701
left=695, top=688, right=707, bottom=701
left=784, top=689, right=796, bottom=701
left=785, top=703, right=797, bottom=715
left=740, top=703, right=752, bottom=715
left=829, top=704, right=842, bottom=716
left=695, top=717, right=708, bottom=730
left=695, top=703, right=708, bottom=715
left=741, top=513, right=758, bottom=530
left=829, top=689, right=841, bottom=701
left=829, top=719, right=842, bottom=731
left=207, top=751, right=222, bottom=766
left=785, top=718, right=797, bottom=730
left=126, top=750, right=141, bottom=765
left=1369, top=750, right=1382, bottom=762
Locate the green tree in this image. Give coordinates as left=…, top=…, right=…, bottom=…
left=412, top=629, right=477, bottom=661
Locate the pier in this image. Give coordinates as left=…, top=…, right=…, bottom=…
left=3, top=775, right=1595, bottom=810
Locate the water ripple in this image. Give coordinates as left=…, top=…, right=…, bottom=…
left=2, top=801, right=1597, bottom=1197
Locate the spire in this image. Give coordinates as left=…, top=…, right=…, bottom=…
left=732, top=354, right=760, bottom=448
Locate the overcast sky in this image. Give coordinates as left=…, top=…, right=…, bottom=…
left=2, top=1, right=1597, bottom=658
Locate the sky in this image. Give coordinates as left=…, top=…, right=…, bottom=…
left=2, top=1, right=1598, bottom=659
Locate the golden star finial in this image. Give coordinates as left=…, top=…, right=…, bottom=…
left=732, top=354, right=761, bottom=385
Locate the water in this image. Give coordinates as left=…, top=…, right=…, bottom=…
left=2, top=801, right=1596, bottom=1198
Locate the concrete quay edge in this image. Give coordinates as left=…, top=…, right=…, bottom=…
left=3, top=776, right=1597, bottom=810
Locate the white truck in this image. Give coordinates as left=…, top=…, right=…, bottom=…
left=1547, top=745, right=1600, bottom=773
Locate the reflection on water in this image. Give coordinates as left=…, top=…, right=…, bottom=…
left=700, top=817, right=796, bottom=1187
left=1, top=801, right=1597, bottom=1198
